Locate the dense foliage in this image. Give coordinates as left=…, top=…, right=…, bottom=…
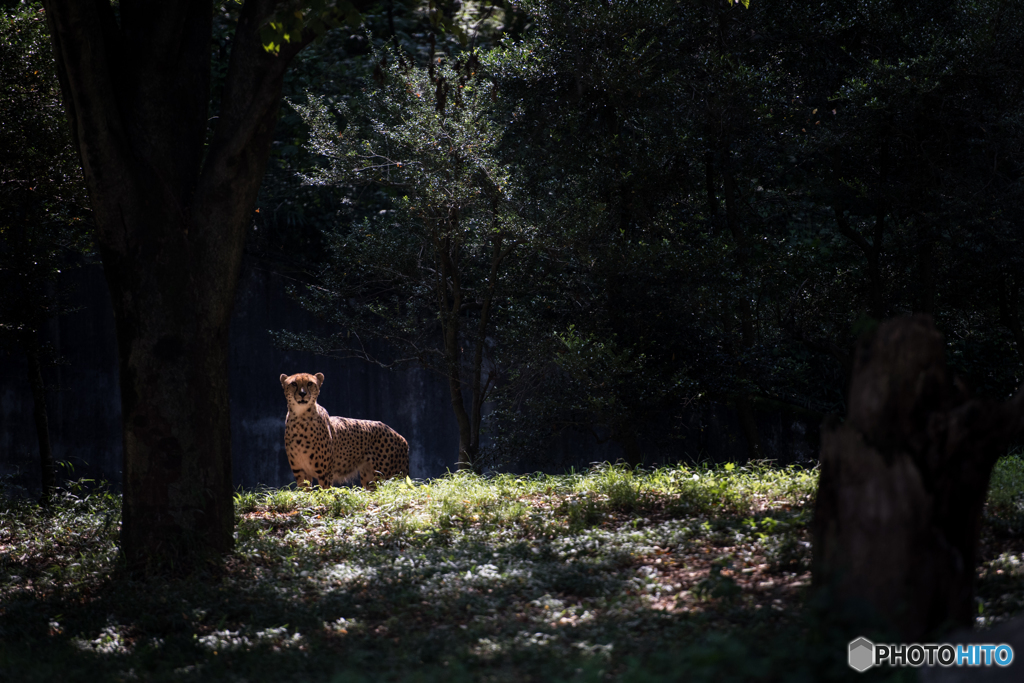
left=0, top=3, right=91, bottom=351
left=0, top=3, right=92, bottom=501
left=273, top=0, right=1024, bottom=468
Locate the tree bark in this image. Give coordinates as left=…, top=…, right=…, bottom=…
left=41, top=0, right=321, bottom=573
left=437, top=235, right=474, bottom=471
left=467, top=231, right=510, bottom=472
left=917, top=222, right=936, bottom=315
left=812, top=315, right=1024, bottom=640
left=612, top=428, right=643, bottom=468
left=723, top=171, right=763, bottom=460
left=26, top=346, right=55, bottom=506
left=704, top=150, right=718, bottom=218
left=998, top=276, right=1024, bottom=369
left=833, top=206, right=886, bottom=321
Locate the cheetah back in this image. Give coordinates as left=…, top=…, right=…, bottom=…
left=330, top=417, right=409, bottom=487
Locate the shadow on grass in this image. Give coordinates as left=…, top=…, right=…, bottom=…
left=0, top=466, right=934, bottom=682
left=0, top=562, right=913, bottom=683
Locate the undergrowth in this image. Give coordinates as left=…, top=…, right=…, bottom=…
left=1, top=460, right=1021, bottom=682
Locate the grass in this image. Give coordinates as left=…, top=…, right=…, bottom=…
left=0, top=460, right=1021, bottom=682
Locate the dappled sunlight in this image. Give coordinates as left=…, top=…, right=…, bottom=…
left=1, top=461, right=1022, bottom=681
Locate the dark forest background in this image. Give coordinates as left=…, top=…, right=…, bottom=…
left=3, top=0, right=1023, bottom=490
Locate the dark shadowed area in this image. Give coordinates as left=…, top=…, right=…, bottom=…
left=1, top=265, right=818, bottom=495
left=0, top=261, right=462, bottom=491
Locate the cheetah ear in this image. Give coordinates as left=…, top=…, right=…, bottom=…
left=315, top=372, right=325, bottom=386
left=279, top=374, right=288, bottom=387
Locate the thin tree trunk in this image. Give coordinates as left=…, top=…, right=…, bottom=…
left=26, top=346, right=54, bottom=506
left=704, top=150, right=718, bottom=218
left=871, top=139, right=889, bottom=319
left=833, top=206, right=886, bottom=320
left=998, top=276, right=1024, bottom=369
left=917, top=221, right=936, bottom=315
left=812, top=315, right=1024, bottom=640
left=866, top=241, right=883, bottom=320
left=467, top=232, right=509, bottom=472
left=438, top=236, right=474, bottom=470
left=723, top=172, right=762, bottom=460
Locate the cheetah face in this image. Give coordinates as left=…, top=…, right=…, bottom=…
left=280, top=372, right=325, bottom=414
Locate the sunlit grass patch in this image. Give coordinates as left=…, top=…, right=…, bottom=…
left=987, top=452, right=1024, bottom=531
left=975, top=451, right=1024, bottom=627
left=2, top=460, right=1022, bottom=682
left=574, top=463, right=652, bottom=513
left=654, top=461, right=819, bottom=517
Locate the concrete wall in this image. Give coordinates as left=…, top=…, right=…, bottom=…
left=0, top=261, right=819, bottom=495
left=1, top=264, right=122, bottom=490
left=0, top=261, right=461, bottom=492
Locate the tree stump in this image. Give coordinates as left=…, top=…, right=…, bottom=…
left=812, top=315, right=1024, bottom=640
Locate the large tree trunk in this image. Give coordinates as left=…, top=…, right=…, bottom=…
left=812, top=315, right=1024, bottom=640
left=42, top=1, right=316, bottom=573
left=110, top=266, right=237, bottom=571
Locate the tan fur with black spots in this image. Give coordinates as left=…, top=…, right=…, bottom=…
left=280, top=372, right=409, bottom=489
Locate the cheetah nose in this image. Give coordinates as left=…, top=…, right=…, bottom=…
left=299, top=387, right=306, bottom=396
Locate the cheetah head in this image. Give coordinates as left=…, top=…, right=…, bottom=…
left=280, top=372, right=325, bottom=415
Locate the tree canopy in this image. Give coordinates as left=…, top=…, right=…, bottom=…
left=1, top=3, right=92, bottom=503
left=275, top=0, right=1024, bottom=469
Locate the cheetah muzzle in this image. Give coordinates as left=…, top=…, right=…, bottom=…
left=280, top=372, right=410, bottom=489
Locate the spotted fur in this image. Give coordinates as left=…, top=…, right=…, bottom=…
left=280, top=372, right=409, bottom=489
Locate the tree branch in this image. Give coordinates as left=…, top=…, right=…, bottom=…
left=832, top=204, right=873, bottom=256
left=43, top=0, right=132, bottom=250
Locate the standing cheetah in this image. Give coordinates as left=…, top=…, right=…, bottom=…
left=280, top=372, right=409, bottom=489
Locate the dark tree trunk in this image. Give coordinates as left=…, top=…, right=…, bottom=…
left=812, top=315, right=1024, bottom=640
left=26, top=346, right=54, bottom=506
left=42, top=0, right=323, bottom=573
left=998, top=276, right=1024, bottom=369
left=916, top=222, right=936, bottom=315
left=704, top=150, right=718, bottom=217
left=437, top=235, right=475, bottom=471
left=734, top=395, right=761, bottom=461
left=833, top=206, right=886, bottom=321
left=723, top=172, right=762, bottom=460
left=466, top=230, right=511, bottom=474
left=613, top=428, right=643, bottom=468
left=113, top=292, right=236, bottom=571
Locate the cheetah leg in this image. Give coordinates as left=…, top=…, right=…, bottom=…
left=293, top=470, right=313, bottom=489
left=316, top=471, right=334, bottom=489
left=358, top=462, right=380, bottom=491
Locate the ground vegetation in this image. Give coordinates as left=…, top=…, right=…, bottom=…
left=3, top=461, right=1021, bottom=681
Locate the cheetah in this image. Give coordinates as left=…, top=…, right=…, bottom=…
left=280, top=372, right=409, bottom=489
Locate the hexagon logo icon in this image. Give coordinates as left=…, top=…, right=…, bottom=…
left=848, top=637, right=875, bottom=672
